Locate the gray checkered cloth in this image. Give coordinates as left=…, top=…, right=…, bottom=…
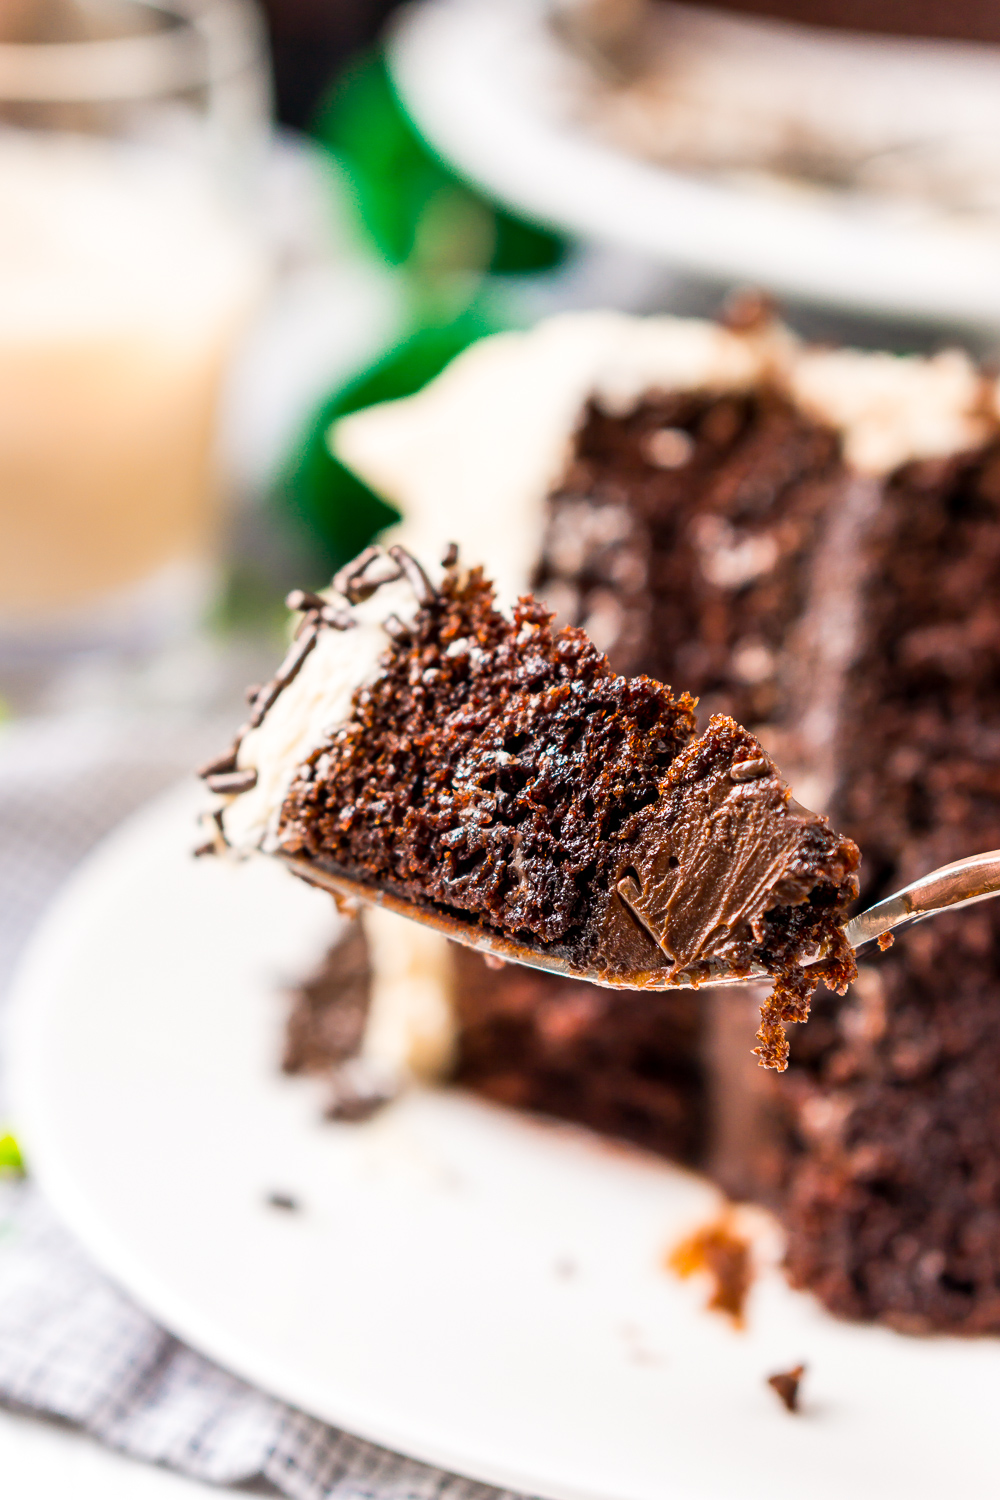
left=0, top=713, right=525, bottom=1500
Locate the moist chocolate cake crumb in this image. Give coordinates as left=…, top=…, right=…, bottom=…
left=767, top=1364, right=805, bottom=1412
left=668, top=1213, right=753, bottom=1325
left=754, top=971, right=812, bottom=1072
left=877, top=931, right=894, bottom=951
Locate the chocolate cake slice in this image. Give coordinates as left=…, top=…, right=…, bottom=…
left=206, top=542, right=859, bottom=1066
left=775, top=436, right=1000, bottom=1334
left=321, top=308, right=1000, bottom=1336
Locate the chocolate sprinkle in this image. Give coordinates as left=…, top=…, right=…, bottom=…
left=206, top=768, right=258, bottom=795
left=286, top=589, right=356, bottom=630
left=442, top=541, right=459, bottom=568
left=286, top=588, right=328, bottom=613
left=332, top=544, right=380, bottom=598
left=201, top=544, right=450, bottom=845
left=388, top=544, right=437, bottom=606
left=248, top=621, right=319, bottom=729
left=197, top=748, right=238, bottom=780
left=333, top=545, right=402, bottom=603
left=193, top=840, right=217, bottom=858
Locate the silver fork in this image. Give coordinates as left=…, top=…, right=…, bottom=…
left=279, top=847, right=1000, bottom=990
left=843, top=847, right=1000, bottom=952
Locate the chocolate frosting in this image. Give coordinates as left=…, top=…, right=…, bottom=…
left=598, top=719, right=836, bottom=982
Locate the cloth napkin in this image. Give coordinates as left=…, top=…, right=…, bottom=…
left=0, top=712, right=525, bottom=1500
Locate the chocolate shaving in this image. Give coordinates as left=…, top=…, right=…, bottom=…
left=206, top=768, right=258, bottom=795
left=247, top=683, right=282, bottom=731
left=285, top=590, right=356, bottom=630
left=204, top=574, right=360, bottom=792
left=286, top=588, right=328, bottom=613
left=248, top=621, right=319, bottom=728
left=332, top=544, right=380, bottom=598
left=442, top=541, right=459, bottom=568
left=197, top=748, right=238, bottom=780
left=767, top=1364, right=805, bottom=1412
left=193, top=840, right=217, bottom=858
left=333, top=545, right=402, bottom=603
left=388, top=544, right=437, bottom=606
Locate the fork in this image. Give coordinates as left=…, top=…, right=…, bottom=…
left=278, top=847, right=1000, bottom=990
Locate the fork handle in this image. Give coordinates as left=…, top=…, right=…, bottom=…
left=844, top=849, right=1000, bottom=951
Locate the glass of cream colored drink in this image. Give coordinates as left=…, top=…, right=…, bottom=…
left=0, top=0, right=268, bottom=663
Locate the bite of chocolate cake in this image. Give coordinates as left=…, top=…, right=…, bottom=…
left=204, top=540, right=859, bottom=1069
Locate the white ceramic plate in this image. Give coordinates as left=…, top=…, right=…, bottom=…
left=8, top=781, right=1000, bottom=1500
left=388, top=0, right=1000, bottom=327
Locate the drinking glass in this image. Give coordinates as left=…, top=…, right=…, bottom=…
left=0, top=0, right=270, bottom=679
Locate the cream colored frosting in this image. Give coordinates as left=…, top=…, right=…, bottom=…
left=790, top=346, right=996, bottom=475
left=361, top=906, right=457, bottom=1083
left=220, top=576, right=423, bottom=855
left=333, top=311, right=1000, bottom=612
left=212, top=564, right=461, bottom=1087
left=333, top=311, right=776, bottom=607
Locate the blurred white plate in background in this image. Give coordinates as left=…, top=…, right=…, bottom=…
left=8, top=782, right=1000, bottom=1500
left=388, top=0, right=1000, bottom=328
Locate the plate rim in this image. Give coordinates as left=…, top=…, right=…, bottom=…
left=8, top=780, right=1000, bottom=1500
left=2, top=780, right=691, bottom=1500
left=387, top=0, right=1000, bottom=325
